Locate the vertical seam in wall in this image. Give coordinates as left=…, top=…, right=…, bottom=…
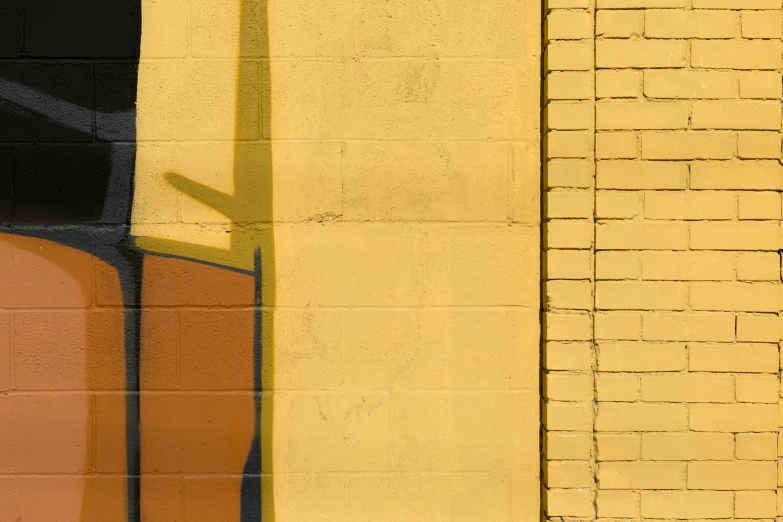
left=590, top=0, right=598, bottom=517
left=778, top=28, right=783, bottom=516
left=538, top=0, right=546, bottom=518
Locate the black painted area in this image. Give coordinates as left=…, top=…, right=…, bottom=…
left=96, top=63, right=138, bottom=141
left=0, top=63, right=94, bottom=142
left=25, top=0, right=141, bottom=58
left=0, top=0, right=23, bottom=58
left=12, top=144, right=112, bottom=224
left=0, top=145, right=12, bottom=223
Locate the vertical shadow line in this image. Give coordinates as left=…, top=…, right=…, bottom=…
left=237, top=1, right=275, bottom=520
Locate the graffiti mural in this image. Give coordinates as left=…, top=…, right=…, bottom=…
left=0, top=1, right=271, bottom=520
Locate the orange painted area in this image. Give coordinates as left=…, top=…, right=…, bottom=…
left=0, top=233, right=127, bottom=521
left=139, top=255, right=257, bottom=520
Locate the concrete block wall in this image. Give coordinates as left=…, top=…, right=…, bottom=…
left=1, top=0, right=544, bottom=519
left=544, top=0, right=783, bottom=519
left=136, top=0, right=546, bottom=520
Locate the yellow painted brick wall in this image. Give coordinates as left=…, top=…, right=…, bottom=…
left=544, top=0, right=783, bottom=519
left=135, top=0, right=541, bottom=520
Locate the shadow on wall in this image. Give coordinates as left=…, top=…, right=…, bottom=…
left=0, top=0, right=275, bottom=520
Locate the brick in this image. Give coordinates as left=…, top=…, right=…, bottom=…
left=545, top=489, right=593, bottom=518
left=546, top=432, right=592, bottom=460
left=641, top=374, right=734, bottom=403
left=268, top=60, right=525, bottom=141
left=738, top=253, right=780, bottom=281
left=740, top=72, right=781, bottom=100
left=737, top=315, right=779, bottom=342
left=645, top=70, right=737, bottom=99
left=137, top=61, right=259, bottom=141
left=642, top=313, right=735, bottom=342
left=596, top=132, right=638, bottom=159
left=690, top=343, right=779, bottom=372
left=646, top=10, right=737, bottom=38
left=548, top=0, right=590, bottom=6
left=596, top=70, right=642, bottom=99
left=140, top=0, right=188, bottom=57
left=598, top=462, right=686, bottom=490
left=546, top=42, right=593, bottom=71
left=342, top=141, right=509, bottom=222
left=736, top=374, right=778, bottom=403
left=595, top=312, right=642, bottom=340
left=596, top=10, right=643, bottom=38
left=641, top=491, right=733, bottom=519
left=596, top=433, right=641, bottom=461
left=546, top=11, right=593, bottom=40
left=545, top=220, right=593, bottom=249
left=596, top=403, right=687, bottom=431
left=545, top=313, right=592, bottom=341
left=0, top=0, right=22, bottom=58
left=546, top=160, right=593, bottom=188
left=356, top=0, right=529, bottom=57
left=738, top=132, right=781, bottom=159
left=693, top=0, right=780, bottom=7
left=546, top=72, right=592, bottom=100
left=691, top=222, right=780, bottom=250
left=597, top=102, right=689, bottom=130
left=596, top=491, right=638, bottom=518
left=545, top=373, right=593, bottom=401
left=546, top=102, right=593, bottom=130
left=596, top=222, right=688, bottom=250
left=690, top=404, right=778, bottom=432
left=546, top=250, right=592, bottom=280
left=644, top=191, right=735, bottom=220
left=642, top=131, right=735, bottom=160
left=688, top=462, right=776, bottom=490
left=642, top=433, right=734, bottom=461
left=742, top=10, right=782, bottom=38
left=597, top=40, right=688, bottom=68
left=736, top=433, right=777, bottom=460
left=547, top=281, right=593, bottom=310
left=597, top=161, right=688, bottom=190
left=598, top=342, right=686, bottom=371
left=545, top=342, right=592, bottom=371
left=425, top=226, right=537, bottom=306
left=546, top=461, right=592, bottom=488
left=690, top=161, right=780, bottom=190
left=546, top=191, right=593, bottom=219
left=547, top=131, right=592, bottom=158
left=692, top=101, right=781, bottom=131
left=0, top=314, right=8, bottom=392
left=596, top=282, right=686, bottom=310
left=693, top=40, right=782, bottom=70
left=642, top=251, right=734, bottom=281
left=736, top=491, right=776, bottom=519
left=596, top=191, right=640, bottom=218
left=598, top=0, right=686, bottom=6
left=596, top=252, right=640, bottom=280
left=690, top=283, right=779, bottom=312
left=347, top=475, right=509, bottom=521
left=739, top=192, right=781, bottom=220
left=596, top=374, right=639, bottom=401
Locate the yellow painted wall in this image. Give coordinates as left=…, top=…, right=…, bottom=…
left=544, top=0, right=783, bottom=519
left=135, top=0, right=542, bottom=520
